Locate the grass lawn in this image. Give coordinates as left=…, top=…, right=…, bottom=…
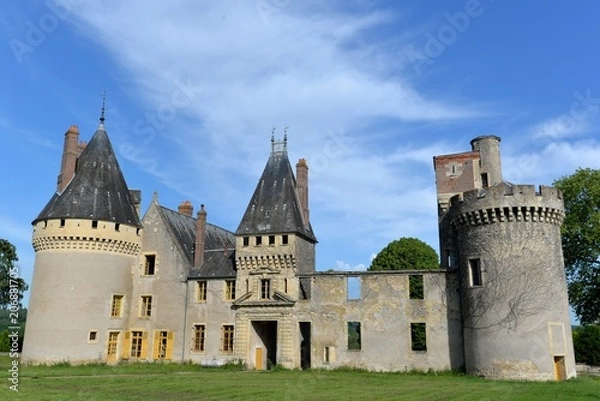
left=1, top=356, right=599, bottom=401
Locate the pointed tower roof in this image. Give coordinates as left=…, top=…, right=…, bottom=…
left=34, top=121, right=142, bottom=227
left=235, top=136, right=316, bottom=242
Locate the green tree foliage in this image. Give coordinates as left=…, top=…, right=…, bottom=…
left=369, top=237, right=439, bottom=271
left=572, top=325, right=600, bottom=366
left=0, top=238, right=28, bottom=309
left=553, top=168, right=600, bottom=324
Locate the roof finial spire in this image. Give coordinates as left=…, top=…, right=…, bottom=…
left=271, top=127, right=276, bottom=152
left=99, top=91, right=106, bottom=125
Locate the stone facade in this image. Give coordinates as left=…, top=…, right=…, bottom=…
left=22, top=123, right=575, bottom=381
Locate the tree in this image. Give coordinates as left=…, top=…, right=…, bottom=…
left=553, top=168, right=600, bottom=324
left=572, top=325, right=600, bottom=366
left=369, top=237, right=439, bottom=271
left=0, top=239, right=28, bottom=310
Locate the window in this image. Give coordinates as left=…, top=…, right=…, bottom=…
left=347, top=276, right=361, bottom=300
left=92, top=220, right=98, bottom=229
left=88, top=331, right=98, bottom=342
left=481, top=173, right=489, bottom=187
left=243, top=236, right=249, bottom=246
left=144, top=254, right=156, bottom=275
left=192, top=324, right=206, bottom=352
left=324, top=346, right=331, bottom=363
left=60, top=219, right=66, bottom=227
left=140, top=295, right=153, bottom=317
left=260, top=279, right=271, bottom=299
left=107, top=332, right=119, bottom=357
left=115, top=223, right=120, bottom=232
left=110, top=295, right=124, bottom=317
left=222, top=325, right=234, bottom=353
left=410, top=323, right=427, bottom=351
left=268, top=235, right=275, bottom=245
left=469, top=258, right=483, bottom=287
left=197, top=281, right=207, bottom=302
left=225, top=280, right=236, bottom=301
left=255, top=236, right=262, bottom=246
left=154, top=330, right=172, bottom=360
left=282, top=234, right=289, bottom=245
left=284, top=278, right=288, bottom=293
left=409, top=275, right=424, bottom=299
left=347, top=322, right=361, bottom=350
left=131, top=331, right=144, bottom=358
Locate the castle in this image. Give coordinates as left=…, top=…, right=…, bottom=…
left=22, top=115, right=576, bottom=380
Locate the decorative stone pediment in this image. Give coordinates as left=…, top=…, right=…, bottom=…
left=232, top=291, right=295, bottom=308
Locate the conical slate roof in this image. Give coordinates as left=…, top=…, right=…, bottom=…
left=235, top=145, right=316, bottom=242
left=33, top=124, right=142, bottom=227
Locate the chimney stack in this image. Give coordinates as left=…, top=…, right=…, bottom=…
left=194, top=204, right=207, bottom=267
left=296, top=158, right=309, bottom=226
left=57, top=125, right=80, bottom=193
left=178, top=200, right=194, bottom=216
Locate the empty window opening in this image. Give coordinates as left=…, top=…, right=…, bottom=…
left=60, top=219, right=66, bottom=227
left=140, top=295, right=152, bottom=317
left=88, top=331, right=97, bottom=342
left=481, top=173, right=489, bottom=188
left=197, top=281, right=207, bottom=302
left=324, top=346, right=334, bottom=363
left=110, top=295, right=124, bottom=318
left=347, top=276, right=361, bottom=300
left=284, top=278, right=288, bottom=293
left=255, top=236, right=262, bottom=246
left=92, top=220, right=98, bottom=229
left=268, top=235, right=275, bottom=245
left=260, top=279, right=271, bottom=299
left=282, top=235, right=289, bottom=245
left=409, top=275, right=424, bottom=300
left=469, top=258, right=483, bottom=287
left=243, top=236, right=249, bottom=246
left=115, top=223, right=120, bottom=232
left=347, top=322, right=361, bottom=350
left=144, top=254, right=156, bottom=275
left=411, top=323, right=427, bottom=351
left=225, top=280, right=236, bottom=300
left=222, top=325, right=234, bottom=353
left=193, top=325, right=206, bottom=352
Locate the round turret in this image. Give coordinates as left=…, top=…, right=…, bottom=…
left=449, top=182, right=576, bottom=380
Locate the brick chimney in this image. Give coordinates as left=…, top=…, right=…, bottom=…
left=194, top=204, right=207, bottom=267
left=57, top=125, right=81, bottom=193
left=178, top=200, right=194, bottom=216
left=296, top=158, right=309, bottom=226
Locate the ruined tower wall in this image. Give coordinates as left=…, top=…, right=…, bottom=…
left=450, top=184, right=576, bottom=380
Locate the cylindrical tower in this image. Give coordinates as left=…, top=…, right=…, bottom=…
left=449, top=183, right=576, bottom=380
left=470, top=135, right=502, bottom=187
left=22, top=122, right=142, bottom=364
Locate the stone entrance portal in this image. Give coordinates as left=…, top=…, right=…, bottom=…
left=251, top=321, right=277, bottom=370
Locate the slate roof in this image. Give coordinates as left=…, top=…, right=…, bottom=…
left=235, top=148, right=317, bottom=242
left=157, top=206, right=236, bottom=279
left=34, top=124, right=141, bottom=227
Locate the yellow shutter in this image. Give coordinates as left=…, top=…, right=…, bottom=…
left=140, top=331, right=149, bottom=359
left=152, top=330, right=160, bottom=360
left=166, top=331, right=174, bottom=360
left=121, top=331, right=130, bottom=359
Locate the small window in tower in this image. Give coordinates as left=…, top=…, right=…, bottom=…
left=410, top=323, right=427, bottom=351
left=255, top=236, right=262, bottom=246
left=43, top=220, right=48, bottom=228
left=409, top=275, right=424, bottom=300
left=282, top=235, right=289, bottom=245
left=144, top=255, right=156, bottom=276
left=88, top=331, right=98, bottom=343
left=110, top=295, right=124, bottom=318
left=469, top=258, right=483, bottom=287
left=243, top=236, right=249, bottom=247
left=481, top=173, right=489, bottom=188
left=260, top=279, right=271, bottom=299
left=268, top=235, right=275, bottom=245
left=115, top=223, right=120, bottom=232
left=60, top=219, right=66, bottom=227
left=92, top=220, right=98, bottom=229
left=284, top=278, right=288, bottom=293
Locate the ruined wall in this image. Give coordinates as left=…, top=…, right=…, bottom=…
left=450, top=184, right=576, bottom=380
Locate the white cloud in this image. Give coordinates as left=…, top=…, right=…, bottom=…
left=530, top=115, right=588, bottom=139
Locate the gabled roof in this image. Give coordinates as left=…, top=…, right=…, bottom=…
left=235, top=146, right=316, bottom=242
left=34, top=124, right=141, bottom=227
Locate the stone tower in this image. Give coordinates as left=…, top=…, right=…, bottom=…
left=232, top=134, right=317, bottom=369
left=22, top=118, right=142, bottom=364
left=434, top=136, right=576, bottom=380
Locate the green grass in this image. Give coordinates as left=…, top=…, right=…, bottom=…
left=1, top=356, right=599, bottom=401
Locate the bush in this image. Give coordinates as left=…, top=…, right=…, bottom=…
left=573, top=325, right=600, bottom=366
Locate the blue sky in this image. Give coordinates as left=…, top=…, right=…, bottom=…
left=1, top=1, right=599, bottom=310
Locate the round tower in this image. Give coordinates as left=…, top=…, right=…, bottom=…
left=22, top=121, right=142, bottom=364
left=470, top=135, right=502, bottom=187
left=449, top=183, right=576, bottom=380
